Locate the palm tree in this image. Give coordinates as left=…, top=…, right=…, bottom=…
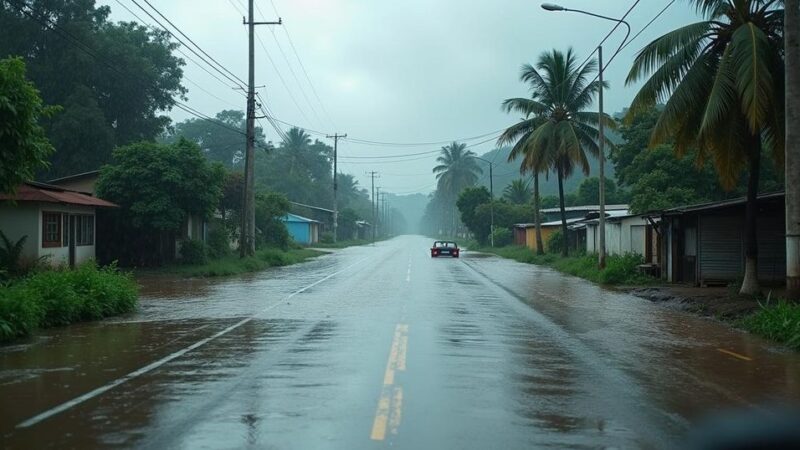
left=786, top=0, right=799, bottom=299
left=503, top=179, right=532, bottom=204
left=499, top=48, right=612, bottom=256
left=432, top=142, right=482, bottom=235
left=281, top=127, right=312, bottom=176
left=626, top=0, right=785, bottom=295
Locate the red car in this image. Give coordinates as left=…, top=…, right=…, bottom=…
left=430, top=241, right=459, bottom=258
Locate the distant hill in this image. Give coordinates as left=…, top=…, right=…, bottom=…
left=475, top=129, right=622, bottom=197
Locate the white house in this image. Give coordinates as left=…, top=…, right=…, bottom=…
left=0, top=182, right=117, bottom=267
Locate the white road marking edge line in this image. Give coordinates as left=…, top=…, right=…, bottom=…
left=16, top=255, right=371, bottom=429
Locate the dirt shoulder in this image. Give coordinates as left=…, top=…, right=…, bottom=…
left=621, top=285, right=785, bottom=319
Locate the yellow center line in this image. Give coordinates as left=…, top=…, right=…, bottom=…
left=389, top=386, right=403, bottom=435
left=717, top=348, right=753, bottom=361
left=371, top=324, right=408, bottom=441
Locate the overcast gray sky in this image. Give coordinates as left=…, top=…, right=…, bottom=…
left=101, top=0, right=699, bottom=195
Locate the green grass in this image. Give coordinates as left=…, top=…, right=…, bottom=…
left=156, top=248, right=325, bottom=278
left=477, top=245, right=656, bottom=286
left=0, top=263, right=138, bottom=342
left=738, top=300, right=800, bottom=351
left=311, top=239, right=374, bottom=249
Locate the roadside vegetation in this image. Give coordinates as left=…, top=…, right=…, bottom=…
left=477, top=244, right=654, bottom=286
left=738, top=300, right=800, bottom=351
left=158, top=247, right=324, bottom=278
left=312, top=238, right=374, bottom=249
left=0, top=263, right=138, bottom=342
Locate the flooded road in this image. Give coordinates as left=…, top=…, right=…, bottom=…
left=2, top=235, right=799, bottom=448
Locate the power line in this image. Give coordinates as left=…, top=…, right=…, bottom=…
left=135, top=0, right=248, bottom=88
left=263, top=0, right=337, bottom=129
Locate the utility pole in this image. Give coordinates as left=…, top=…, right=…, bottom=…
left=376, top=187, right=382, bottom=238
left=473, top=157, right=495, bottom=247
left=366, top=171, right=379, bottom=243
left=541, top=4, right=629, bottom=267
left=240, top=3, right=281, bottom=257
left=787, top=0, right=800, bottom=299
left=597, top=44, right=606, bottom=269
left=326, top=133, right=347, bottom=243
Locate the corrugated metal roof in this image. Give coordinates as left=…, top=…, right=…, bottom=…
left=540, top=204, right=629, bottom=213
left=47, top=170, right=100, bottom=185
left=283, top=213, right=322, bottom=224
left=658, top=192, right=784, bottom=216
left=0, top=182, right=117, bottom=207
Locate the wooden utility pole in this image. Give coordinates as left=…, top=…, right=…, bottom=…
left=787, top=0, right=800, bottom=299
left=366, top=171, right=379, bottom=243
left=326, top=133, right=346, bottom=243
left=240, top=1, right=280, bottom=257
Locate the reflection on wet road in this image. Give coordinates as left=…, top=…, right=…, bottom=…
left=1, top=235, right=799, bottom=448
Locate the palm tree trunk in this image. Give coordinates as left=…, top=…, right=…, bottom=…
left=533, top=172, right=544, bottom=254
left=786, top=0, right=800, bottom=300
left=557, top=167, right=569, bottom=257
left=740, top=141, right=761, bottom=295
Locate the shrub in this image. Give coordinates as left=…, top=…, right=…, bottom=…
left=599, top=253, right=648, bottom=285
left=739, top=300, right=800, bottom=351
left=180, top=239, right=207, bottom=264
left=207, top=225, right=231, bottom=259
left=490, top=228, right=513, bottom=247
left=0, top=263, right=138, bottom=342
left=547, top=230, right=564, bottom=254
left=0, top=231, right=27, bottom=279
left=319, top=232, right=334, bottom=244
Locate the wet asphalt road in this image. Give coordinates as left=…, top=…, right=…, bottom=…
left=2, top=235, right=800, bottom=449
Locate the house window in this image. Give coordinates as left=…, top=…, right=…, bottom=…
left=42, top=212, right=62, bottom=247
left=76, top=215, right=95, bottom=246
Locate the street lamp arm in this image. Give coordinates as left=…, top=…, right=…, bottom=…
left=542, top=5, right=631, bottom=71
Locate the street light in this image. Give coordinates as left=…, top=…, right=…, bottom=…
left=473, top=156, right=495, bottom=247
left=541, top=3, right=630, bottom=269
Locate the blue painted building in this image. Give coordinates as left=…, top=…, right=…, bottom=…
left=282, top=213, right=321, bottom=245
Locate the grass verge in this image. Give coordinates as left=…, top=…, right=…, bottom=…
left=477, top=245, right=656, bottom=286
left=311, top=239, right=374, bottom=249
left=156, top=248, right=325, bottom=278
left=0, top=263, right=138, bottom=342
left=738, top=300, right=800, bottom=351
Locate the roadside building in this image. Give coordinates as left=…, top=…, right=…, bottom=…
left=651, top=192, right=785, bottom=286
left=49, top=171, right=209, bottom=260
left=513, top=218, right=585, bottom=252
left=282, top=213, right=321, bottom=245
left=0, top=182, right=117, bottom=267
left=540, top=204, right=629, bottom=222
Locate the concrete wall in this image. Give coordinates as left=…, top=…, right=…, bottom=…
left=286, top=221, right=311, bottom=244
left=37, top=204, right=96, bottom=266
left=524, top=226, right=558, bottom=252
left=586, top=216, right=649, bottom=256
left=0, top=203, right=40, bottom=261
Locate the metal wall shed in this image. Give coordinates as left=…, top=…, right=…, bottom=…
left=656, top=192, right=785, bottom=286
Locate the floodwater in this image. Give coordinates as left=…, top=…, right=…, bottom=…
left=1, top=235, right=799, bottom=449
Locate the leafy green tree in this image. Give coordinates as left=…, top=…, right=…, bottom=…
left=255, top=192, right=290, bottom=250
left=0, top=57, right=55, bottom=194
left=338, top=208, right=360, bottom=240
left=456, top=187, right=491, bottom=244
left=626, top=0, right=785, bottom=294
left=96, top=139, right=224, bottom=265
left=474, top=201, right=533, bottom=242
left=575, top=177, right=628, bottom=206
left=502, top=179, right=531, bottom=205
left=166, top=110, right=266, bottom=168
left=500, top=48, right=613, bottom=256
left=1, top=2, right=186, bottom=178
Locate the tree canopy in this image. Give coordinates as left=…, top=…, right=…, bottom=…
left=0, top=57, right=55, bottom=194
left=1, top=1, right=186, bottom=178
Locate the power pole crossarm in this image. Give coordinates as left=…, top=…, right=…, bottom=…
left=327, top=133, right=347, bottom=243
